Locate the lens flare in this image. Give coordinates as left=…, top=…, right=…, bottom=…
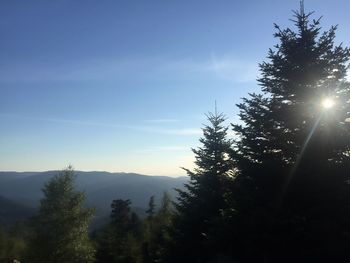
left=322, top=98, right=335, bottom=109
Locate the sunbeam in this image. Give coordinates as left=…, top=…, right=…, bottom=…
left=277, top=111, right=325, bottom=208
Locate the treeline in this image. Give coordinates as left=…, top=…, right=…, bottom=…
left=0, top=168, right=173, bottom=263
left=2, top=5, right=350, bottom=263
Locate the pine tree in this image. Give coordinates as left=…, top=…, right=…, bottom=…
left=167, top=112, right=234, bottom=262
left=28, top=166, right=95, bottom=263
left=230, top=4, right=350, bottom=262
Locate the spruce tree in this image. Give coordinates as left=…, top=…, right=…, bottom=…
left=28, top=167, right=95, bottom=263
left=230, top=4, right=350, bottom=262
left=167, top=112, right=234, bottom=262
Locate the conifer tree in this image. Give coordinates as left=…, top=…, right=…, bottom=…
left=95, top=199, right=142, bottom=263
left=230, top=4, right=350, bottom=262
left=143, top=192, right=173, bottom=263
left=28, top=167, right=95, bottom=263
left=145, top=196, right=156, bottom=220
left=167, top=112, right=234, bottom=262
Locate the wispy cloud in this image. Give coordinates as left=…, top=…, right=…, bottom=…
left=208, top=54, right=259, bottom=82
left=0, top=54, right=258, bottom=83
left=156, top=53, right=259, bottom=82
left=0, top=113, right=201, bottom=136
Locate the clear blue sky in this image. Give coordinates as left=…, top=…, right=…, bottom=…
left=1, top=0, right=350, bottom=176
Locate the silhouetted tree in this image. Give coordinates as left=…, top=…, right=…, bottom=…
left=95, top=199, right=142, bottom=263
left=229, top=4, right=350, bottom=262
left=145, top=196, right=156, bottom=220
left=143, top=192, right=173, bottom=263
left=28, top=166, right=95, bottom=263
left=158, top=192, right=171, bottom=219
left=166, top=112, right=234, bottom=263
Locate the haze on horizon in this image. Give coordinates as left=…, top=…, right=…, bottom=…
left=1, top=0, right=350, bottom=176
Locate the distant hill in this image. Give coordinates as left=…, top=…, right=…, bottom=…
left=0, top=195, right=36, bottom=228
left=0, top=171, right=187, bottom=225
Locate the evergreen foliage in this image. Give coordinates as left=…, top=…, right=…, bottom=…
left=0, top=226, right=27, bottom=262
left=229, top=5, right=350, bottom=262
left=145, top=196, right=156, bottom=220
left=142, top=192, right=173, bottom=263
left=28, top=167, right=95, bottom=263
left=167, top=112, right=234, bottom=262
left=95, top=199, right=143, bottom=263
left=94, top=193, right=173, bottom=263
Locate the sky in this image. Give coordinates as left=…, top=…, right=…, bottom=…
left=1, top=0, right=350, bottom=176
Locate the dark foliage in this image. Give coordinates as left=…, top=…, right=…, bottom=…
left=166, top=112, right=234, bottom=262
left=229, top=5, right=350, bottom=263
left=95, top=199, right=143, bottom=263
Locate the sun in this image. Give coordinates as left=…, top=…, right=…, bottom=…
left=321, top=98, right=335, bottom=109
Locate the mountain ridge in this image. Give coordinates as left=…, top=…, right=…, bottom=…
left=0, top=170, right=188, bottom=227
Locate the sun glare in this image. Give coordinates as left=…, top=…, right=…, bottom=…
left=322, top=98, right=335, bottom=109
